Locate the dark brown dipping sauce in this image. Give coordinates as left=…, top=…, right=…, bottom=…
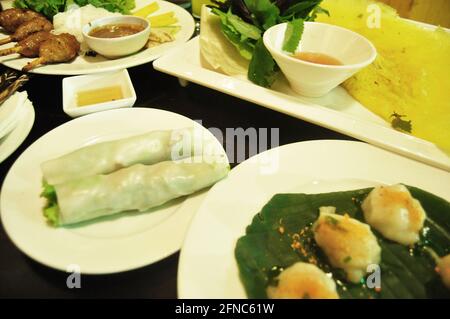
left=293, top=52, right=343, bottom=66
left=89, top=24, right=145, bottom=38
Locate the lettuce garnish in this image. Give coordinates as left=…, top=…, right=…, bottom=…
left=210, top=0, right=328, bottom=87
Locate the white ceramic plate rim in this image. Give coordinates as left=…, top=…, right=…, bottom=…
left=153, top=28, right=450, bottom=172
left=0, top=0, right=195, bottom=75
left=177, top=140, right=450, bottom=298
left=0, top=98, right=34, bottom=163
left=0, top=107, right=227, bottom=274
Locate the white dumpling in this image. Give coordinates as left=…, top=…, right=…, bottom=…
left=313, top=207, right=381, bottom=283
left=362, top=184, right=427, bottom=246
left=438, top=255, right=450, bottom=290
left=267, top=262, right=339, bottom=299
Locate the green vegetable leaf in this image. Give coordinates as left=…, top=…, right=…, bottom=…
left=248, top=38, right=279, bottom=87
left=13, top=0, right=135, bottom=18
left=212, top=8, right=259, bottom=60
left=282, top=19, right=304, bottom=53
left=74, top=0, right=135, bottom=14
left=226, top=11, right=262, bottom=41
left=391, top=112, right=413, bottom=133
left=243, top=0, right=280, bottom=30
left=14, top=0, right=66, bottom=18
left=41, top=181, right=60, bottom=226
left=281, top=0, right=323, bottom=20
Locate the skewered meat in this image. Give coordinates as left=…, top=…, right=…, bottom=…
left=0, top=17, right=53, bottom=46
left=0, top=8, right=44, bottom=33
left=0, top=31, right=54, bottom=57
left=23, top=33, right=80, bottom=72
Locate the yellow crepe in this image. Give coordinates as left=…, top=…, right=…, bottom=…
left=317, top=0, right=450, bottom=153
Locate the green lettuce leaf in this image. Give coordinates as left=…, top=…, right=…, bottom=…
left=210, top=1, right=326, bottom=88
left=282, top=18, right=304, bottom=53
left=243, top=0, right=280, bottom=30
left=248, top=38, right=279, bottom=87
left=212, top=8, right=261, bottom=60
left=41, top=182, right=60, bottom=226
left=14, top=0, right=65, bottom=18
left=13, top=0, right=135, bottom=18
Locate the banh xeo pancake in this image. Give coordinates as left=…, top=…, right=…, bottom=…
left=235, top=186, right=450, bottom=299
left=43, top=158, right=229, bottom=226
left=41, top=128, right=198, bottom=185
left=316, top=0, right=450, bottom=153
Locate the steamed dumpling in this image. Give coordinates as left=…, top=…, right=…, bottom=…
left=438, top=254, right=450, bottom=290
left=313, top=207, right=381, bottom=283
left=362, top=184, right=427, bottom=246
left=267, top=262, right=339, bottom=299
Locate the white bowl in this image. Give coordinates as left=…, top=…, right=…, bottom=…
left=62, top=69, right=136, bottom=118
left=82, top=16, right=151, bottom=59
left=263, top=22, right=377, bottom=97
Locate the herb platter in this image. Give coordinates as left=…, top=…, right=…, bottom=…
left=154, top=35, right=450, bottom=171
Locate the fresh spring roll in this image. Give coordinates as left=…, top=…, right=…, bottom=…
left=42, top=158, right=229, bottom=226
left=41, top=128, right=199, bottom=185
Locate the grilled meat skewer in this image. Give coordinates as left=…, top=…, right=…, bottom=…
left=0, top=31, right=54, bottom=57
left=0, top=17, right=53, bottom=46
left=0, top=8, right=44, bottom=33
left=23, top=33, right=80, bottom=72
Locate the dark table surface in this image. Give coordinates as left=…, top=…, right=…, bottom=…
left=0, top=50, right=353, bottom=298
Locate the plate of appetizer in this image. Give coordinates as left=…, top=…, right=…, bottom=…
left=0, top=107, right=229, bottom=274
left=178, top=140, right=450, bottom=299
left=0, top=0, right=195, bottom=75
left=154, top=0, right=450, bottom=171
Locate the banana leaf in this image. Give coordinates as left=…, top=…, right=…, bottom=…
left=235, top=186, right=450, bottom=299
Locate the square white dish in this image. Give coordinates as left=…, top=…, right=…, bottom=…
left=153, top=36, right=450, bottom=172
left=62, top=69, right=137, bottom=117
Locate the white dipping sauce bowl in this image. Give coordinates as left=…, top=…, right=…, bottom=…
left=63, top=69, right=137, bottom=118
left=263, top=22, right=377, bottom=97
left=82, top=16, right=151, bottom=59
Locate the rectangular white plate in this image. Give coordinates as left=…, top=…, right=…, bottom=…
left=154, top=36, right=450, bottom=172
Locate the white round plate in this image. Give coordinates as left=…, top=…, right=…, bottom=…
left=0, top=0, right=195, bottom=75
left=0, top=98, right=34, bottom=163
left=178, top=140, right=450, bottom=298
left=0, top=108, right=227, bottom=274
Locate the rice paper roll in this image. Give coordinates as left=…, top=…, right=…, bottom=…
left=41, top=128, right=198, bottom=185
left=43, top=158, right=229, bottom=226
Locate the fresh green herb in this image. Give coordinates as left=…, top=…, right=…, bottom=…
left=212, top=8, right=260, bottom=60
left=391, top=112, right=412, bottom=133
left=14, top=0, right=65, bottom=18
left=282, top=19, right=304, bottom=53
left=41, top=182, right=59, bottom=226
left=210, top=0, right=326, bottom=88
left=248, top=38, right=279, bottom=87
left=13, top=0, right=135, bottom=18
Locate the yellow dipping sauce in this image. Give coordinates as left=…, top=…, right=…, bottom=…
left=77, top=86, right=124, bottom=107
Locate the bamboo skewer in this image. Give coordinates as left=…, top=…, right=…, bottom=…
left=0, top=36, right=13, bottom=46
left=22, top=56, right=45, bottom=72
left=0, top=46, right=21, bottom=57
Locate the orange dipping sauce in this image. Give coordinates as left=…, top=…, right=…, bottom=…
left=292, top=52, right=343, bottom=66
